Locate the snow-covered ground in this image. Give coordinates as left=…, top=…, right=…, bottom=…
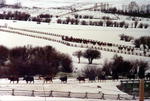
left=0, top=20, right=149, bottom=100
left=0, top=78, right=149, bottom=100
left=0, top=78, right=134, bottom=100
left=1, top=95, right=147, bottom=101
left=0, top=0, right=150, bottom=100
left=0, top=19, right=150, bottom=70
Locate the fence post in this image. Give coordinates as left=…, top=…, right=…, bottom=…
left=68, top=91, right=71, bottom=98
left=117, top=94, right=121, bottom=100
left=84, top=92, right=88, bottom=99
left=49, top=90, right=53, bottom=97
left=101, top=93, right=105, bottom=99
left=132, top=93, right=136, bottom=100
left=12, top=89, right=15, bottom=96
left=98, top=91, right=101, bottom=99
left=31, top=90, right=34, bottom=96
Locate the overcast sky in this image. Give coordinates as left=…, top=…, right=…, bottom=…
left=5, top=0, right=150, bottom=8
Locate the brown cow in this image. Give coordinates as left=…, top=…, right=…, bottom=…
left=43, top=76, right=53, bottom=83
left=77, top=76, right=85, bottom=83
left=8, top=76, right=19, bottom=84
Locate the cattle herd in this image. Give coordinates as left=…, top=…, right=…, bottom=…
left=7, top=75, right=69, bottom=84
left=7, top=75, right=108, bottom=84
left=7, top=73, right=150, bottom=84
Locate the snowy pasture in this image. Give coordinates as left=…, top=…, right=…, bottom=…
left=0, top=19, right=150, bottom=100
left=0, top=78, right=133, bottom=100
left=0, top=0, right=150, bottom=100
left=1, top=95, right=147, bottom=101
left=0, top=19, right=150, bottom=71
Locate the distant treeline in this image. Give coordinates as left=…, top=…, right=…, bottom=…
left=101, top=7, right=150, bottom=18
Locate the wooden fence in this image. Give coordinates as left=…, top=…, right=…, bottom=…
left=0, top=89, right=135, bottom=100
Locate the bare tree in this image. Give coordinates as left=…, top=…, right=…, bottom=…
left=73, top=50, right=82, bottom=63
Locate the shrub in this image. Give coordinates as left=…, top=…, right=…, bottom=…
left=134, top=36, right=150, bottom=49
left=82, top=66, right=98, bottom=78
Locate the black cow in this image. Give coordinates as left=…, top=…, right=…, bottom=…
left=23, top=76, right=34, bottom=84
left=59, top=76, right=67, bottom=83
left=146, top=73, right=150, bottom=80
left=77, top=76, right=85, bottom=83
left=43, top=76, right=53, bottom=83
left=8, top=76, right=19, bottom=83
left=88, top=76, right=96, bottom=82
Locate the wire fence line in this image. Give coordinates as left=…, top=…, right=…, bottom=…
left=0, top=89, right=136, bottom=100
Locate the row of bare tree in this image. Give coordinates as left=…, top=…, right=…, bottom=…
left=0, top=10, right=148, bottom=29
left=102, top=7, right=150, bottom=18
left=57, top=18, right=148, bottom=29
left=0, top=11, right=30, bottom=21
left=0, top=11, right=51, bottom=23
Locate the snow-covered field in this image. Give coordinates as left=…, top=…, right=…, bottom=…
left=0, top=0, right=150, bottom=101
left=1, top=95, right=147, bottom=101
left=0, top=19, right=150, bottom=74
left=0, top=19, right=150, bottom=62
left=0, top=78, right=148, bottom=101
left=0, top=78, right=135, bottom=100
left=0, top=19, right=150, bottom=100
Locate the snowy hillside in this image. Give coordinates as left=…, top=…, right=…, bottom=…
left=0, top=19, right=150, bottom=70
left=0, top=0, right=150, bottom=101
